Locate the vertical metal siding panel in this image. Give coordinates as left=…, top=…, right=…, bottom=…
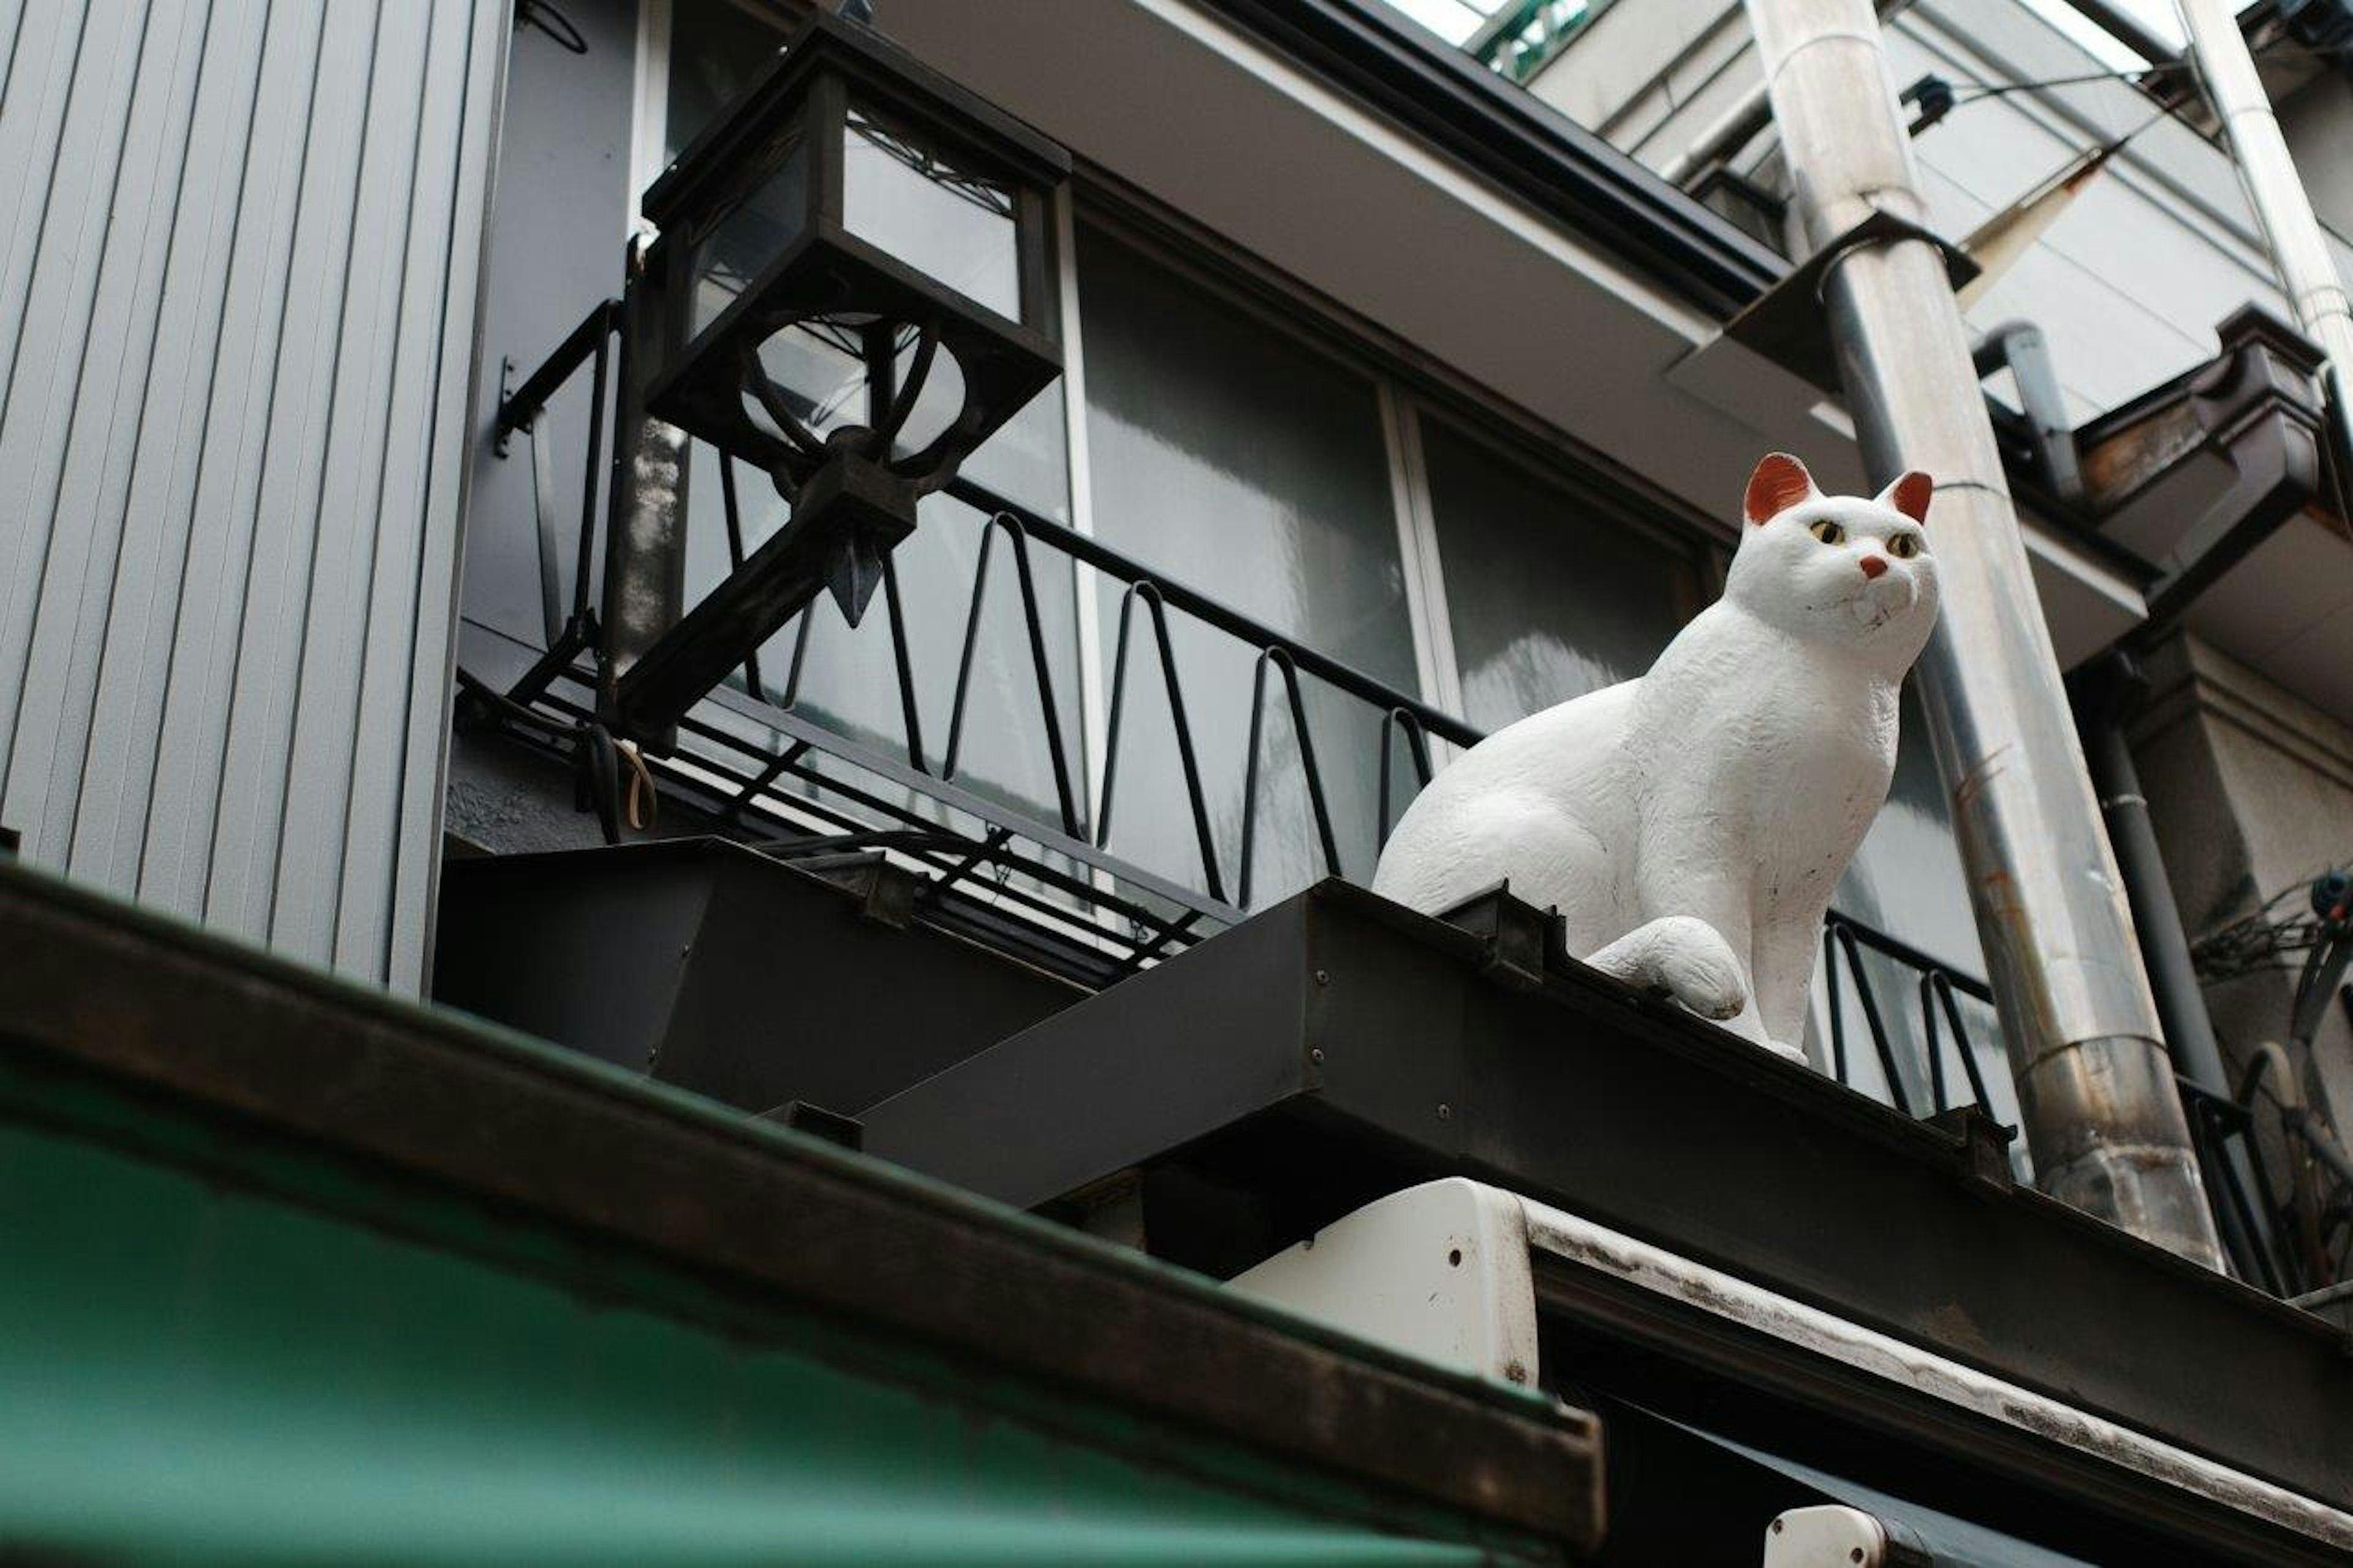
left=137, top=1, right=331, bottom=917
left=67, top=0, right=270, bottom=887
left=0, top=0, right=134, bottom=812
left=338, top=0, right=476, bottom=980
left=269, top=6, right=431, bottom=964
left=383, top=0, right=504, bottom=992
left=202, top=0, right=383, bottom=942
left=0, top=0, right=90, bottom=420
left=19, top=0, right=212, bottom=869
left=4, top=0, right=497, bottom=984
left=0, top=4, right=29, bottom=105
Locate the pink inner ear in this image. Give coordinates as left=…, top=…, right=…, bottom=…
left=1744, top=453, right=1812, bottom=525
left=1889, top=471, right=1933, bottom=525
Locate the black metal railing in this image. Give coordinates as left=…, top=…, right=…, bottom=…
left=1821, top=911, right=2001, bottom=1122
left=474, top=306, right=2004, bottom=1128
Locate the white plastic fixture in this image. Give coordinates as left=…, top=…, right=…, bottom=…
left=1227, top=1178, right=1539, bottom=1387
left=1223, top=1178, right=2353, bottom=1554
left=1764, top=1504, right=1922, bottom=1567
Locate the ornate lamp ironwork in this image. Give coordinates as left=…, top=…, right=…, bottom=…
left=610, top=7, right=1069, bottom=745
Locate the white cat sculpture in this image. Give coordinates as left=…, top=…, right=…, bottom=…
left=1373, top=452, right=1939, bottom=1064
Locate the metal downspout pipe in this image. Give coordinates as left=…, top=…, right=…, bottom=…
left=2077, top=656, right=2273, bottom=1281
left=2175, top=1, right=2353, bottom=510
left=1741, top=0, right=2227, bottom=1266
left=1656, top=0, right=1912, bottom=188
left=1972, top=321, right=2086, bottom=509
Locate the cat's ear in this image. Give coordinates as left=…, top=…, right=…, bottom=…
left=1743, top=452, right=1815, bottom=525
left=1882, top=471, right=1934, bottom=526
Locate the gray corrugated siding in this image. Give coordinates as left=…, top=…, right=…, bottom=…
left=0, top=0, right=505, bottom=990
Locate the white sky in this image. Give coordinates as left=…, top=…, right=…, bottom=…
left=1380, top=0, right=2204, bottom=68
left=1379, top=0, right=1507, bottom=47
left=2023, top=0, right=2189, bottom=68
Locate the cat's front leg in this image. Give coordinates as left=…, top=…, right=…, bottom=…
left=1749, top=912, right=1826, bottom=1067
left=1621, top=852, right=1790, bottom=1056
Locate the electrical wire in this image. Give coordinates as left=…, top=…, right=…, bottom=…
left=2191, top=867, right=2351, bottom=982
left=1944, top=40, right=2349, bottom=106
left=1922, top=37, right=2352, bottom=169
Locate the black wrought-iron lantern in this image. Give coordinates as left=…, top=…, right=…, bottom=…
left=610, top=9, right=1069, bottom=742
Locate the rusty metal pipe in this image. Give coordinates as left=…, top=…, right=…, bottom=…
left=1742, top=0, right=2224, bottom=1266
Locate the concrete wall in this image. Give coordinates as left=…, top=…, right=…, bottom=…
left=2278, top=68, right=2353, bottom=241
left=0, top=0, right=507, bottom=988
left=2131, top=632, right=2353, bottom=1138
left=462, top=0, right=642, bottom=660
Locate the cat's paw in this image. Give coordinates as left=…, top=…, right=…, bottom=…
left=1764, top=1037, right=1811, bottom=1067
left=1656, top=943, right=1748, bottom=1021
left=1590, top=915, right=1749, bottom=1020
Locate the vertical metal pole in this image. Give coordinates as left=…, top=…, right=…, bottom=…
left=2175, top=0, right=2353, bottom=513
left=601, top=253, right=692, bottom=750
left=1742, top=0, right=2225, bottom=1267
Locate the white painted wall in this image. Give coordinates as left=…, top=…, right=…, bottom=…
left=1533, top=0, right=2299, bottom=424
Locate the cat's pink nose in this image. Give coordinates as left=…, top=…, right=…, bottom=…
left=1859, top=555, right=1888, bottom=580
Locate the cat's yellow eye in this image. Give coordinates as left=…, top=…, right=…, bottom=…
left=1887, top=533, right=1921, bottom=559
left=1808, top=520, right=1846, bottom=545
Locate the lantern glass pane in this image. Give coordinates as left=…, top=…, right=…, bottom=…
left=841, top=103, right=1020, bottom=322
left=690, top=133, right=810, bottom=341
left=738, top=316, right=964, bottom=458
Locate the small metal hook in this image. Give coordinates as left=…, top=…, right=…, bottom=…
left=515, top=0, right=588, bottom=55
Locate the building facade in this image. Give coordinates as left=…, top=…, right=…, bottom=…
left=7, top=0, right=2353, bottom=1556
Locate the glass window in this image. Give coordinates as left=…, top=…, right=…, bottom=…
left=1420, top=412, right=1700, bottom=730
left=663, top=3, right=789, bottom=165
left=690, top=137, right=808, bottom=338
left=1077, top=226, right=1419, bottom=905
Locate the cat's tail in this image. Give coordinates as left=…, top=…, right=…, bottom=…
left=1583, top=916, right=1749, bottom=1022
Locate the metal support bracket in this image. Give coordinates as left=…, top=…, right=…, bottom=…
left=493, top=357, right=518, bottom=458
left=1928, top=1104, right=2016, bottom=1197
left=793, top=848, right=922, bottom=931
left=759, top=1100, right=865, bottom=1151
left=610, top=450, right=919, bottom=749
left=1722, top=209, right=1982, bottom=395
left=1434, top=883, right=1565, bottom=993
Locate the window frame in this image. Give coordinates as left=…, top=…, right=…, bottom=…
left=1404, top=392, right=1716, bottom=730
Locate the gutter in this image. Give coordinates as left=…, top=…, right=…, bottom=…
left=2177, top=0, right=2353, bottom=516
